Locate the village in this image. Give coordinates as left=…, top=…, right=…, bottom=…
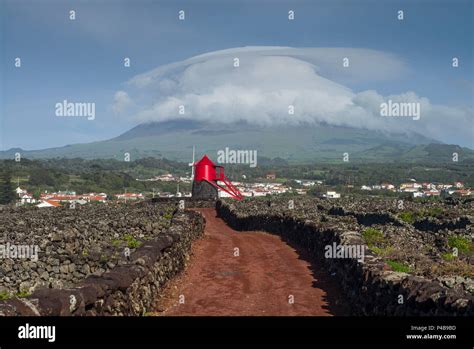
left=15, top=188, right=146, bottom=207
left=14, top=169, right=472, bottom=208
left=359, top=180, right=471, bottom=198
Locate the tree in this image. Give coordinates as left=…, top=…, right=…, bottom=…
left=32, top=188, right=42, bottom=200
left=29, top=168, right=55, bottom=186
left=0, top=170, right=16, bottom=205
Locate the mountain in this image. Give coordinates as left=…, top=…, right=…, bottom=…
left=1, top=120, right=473, bottom=163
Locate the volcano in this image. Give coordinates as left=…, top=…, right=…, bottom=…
left=1, top=119, right=473, bottom=163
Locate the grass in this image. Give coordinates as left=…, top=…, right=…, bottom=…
left=124, top=234, right=142, bottom=249
left=362, top=228, right=385, bottom=247
left=386, top=260, right=412, bottom=273
left=398, top=207, right=443, bottom=225
left=163, top=212, right=173, bottom=220
left=111, top=235, right=142, bottom=249
left=15, top=289, right=31, bottom=298
left=436, top=259, right=474, bottom=278
left=0, top=291, right=11, bottom=301
left=447, top=235, right=471, bottom=254
left=370, top=246, right=394, bottom=256
left=111, top=239, right=122, bottom=247
left=421, top=207, right=443, bottom=218
left=0, top=289, right=30, bottom=300
left=398, top=211, right=416, bottom=224
left=441, top=252, right=456, bottom=261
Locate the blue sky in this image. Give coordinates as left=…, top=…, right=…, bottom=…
left=1, top=0, right=472, bottom=150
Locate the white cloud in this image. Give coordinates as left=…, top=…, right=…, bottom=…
left=113, top=46, right=473, bottom=147
left=112, top=91, right=132, bottom=114
left=127, top=46, right=407, bottom=89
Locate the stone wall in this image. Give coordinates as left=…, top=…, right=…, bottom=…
left=151, top=197, right=216, bottom=208
left=413, top=216, right=471, bottom=232
left=0, top=202, right=177, bottom=294
left=328, top=206, right=402, bottom=227
left=0, top=210, right=204, bottom=316
left=216, top=200, right=474, bottom=316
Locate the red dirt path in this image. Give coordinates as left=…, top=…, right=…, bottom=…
left=153, top=208, right=348, bottom=316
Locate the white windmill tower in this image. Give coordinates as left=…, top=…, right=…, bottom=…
left=189, top=145, right=195, bottom=180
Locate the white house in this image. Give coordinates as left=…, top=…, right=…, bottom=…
left=16, top=187, right=27, bottom=196
left=37, top=200, right=61, bottom=208
left=381, top=183, right=395, bottom=190
left=20, top=193, right=36, bottom=205
left=115, top=193, right=145, bottom=201
left=73, top=199, right=88, bottom=205
left=325, top=191, right=341, bottom=199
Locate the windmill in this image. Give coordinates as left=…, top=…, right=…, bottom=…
left=192, top=155, right=243, bottom=200
left=189, top=145, right=195, bottom=180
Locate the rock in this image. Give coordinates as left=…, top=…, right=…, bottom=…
left=51, top=258, right=60, bottom=266
left=452, top=298, right=469, bottom=310
left=19, top=281, right=31, bottom=292
left=106, top=262, right=115, bottom=269
left=464, top=280, right=474, bottom=294
left=439, top=276, right=456, bottom=288
left=51, top=232, right=62, bottom=242
left=135, top=258, right=146, bottom=266
left=68, top=264, right=76, bottom=273
left=3, top=263, right=12, bottom=273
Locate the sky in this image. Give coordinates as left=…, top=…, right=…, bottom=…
left=0, top=0, right=473, bottom=150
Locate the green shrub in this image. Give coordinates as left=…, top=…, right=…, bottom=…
left=370, top=246, right=394, bottom=256
left=0, top=291, right=11, bottom=301
left=398, top=211, right=416, bottom=224
left=399, top=208, right=443, bottom=223
left=111, top=239, right=122, bottom=247
left=448, top=235, right=471, bottom=254
left=441, top=252, right=455, bottom=261
left=421, top=207, right=443, bottom=218
left=386, top=260, right=411, bottom=273
left=362, top=228, right=385, bottom=247
left=124, top=234, right=142, bottom=249
left=15, top=289, right=31, bottom=298
left=163, top=213, right=173, bottom=220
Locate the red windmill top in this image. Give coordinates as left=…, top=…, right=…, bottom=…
left=194, top=155, right=243, bottom=200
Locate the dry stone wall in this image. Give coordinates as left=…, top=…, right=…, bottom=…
left=216, top=199, right=474, bottom=316
left=0, top=203, right=204, bottom=316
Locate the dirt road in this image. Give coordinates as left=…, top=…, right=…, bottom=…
left=154, top=208, right=348, bottom=316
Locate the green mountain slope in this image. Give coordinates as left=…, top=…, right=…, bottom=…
left=1, top=121, right=472, bottom=163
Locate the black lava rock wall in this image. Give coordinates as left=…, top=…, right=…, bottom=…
left=216, top=200, right=474, bottom=316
